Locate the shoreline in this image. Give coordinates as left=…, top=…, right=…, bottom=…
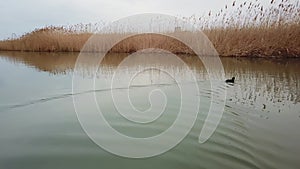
left=1, top=25, right=299, bottom=58
left=0, top=50, right=299, bottom=58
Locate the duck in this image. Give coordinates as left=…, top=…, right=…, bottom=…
left=225, top=77, right=235, bottom=83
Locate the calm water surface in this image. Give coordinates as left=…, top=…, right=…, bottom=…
left=0, top=52, right=300, bottom=169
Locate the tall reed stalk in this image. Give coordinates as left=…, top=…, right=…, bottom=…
left=0, top=0, right=299, bottom=57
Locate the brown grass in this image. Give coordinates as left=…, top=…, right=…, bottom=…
left=0, top=0, right=299, bottom=57
left=0, top=27, right=91, bottom=52
left=204, top=24, right=300, bottom=57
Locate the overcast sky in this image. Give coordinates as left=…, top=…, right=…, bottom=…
left=0, top=0, right=235, bottom=39
left=0, top=0, right=281, bottom=40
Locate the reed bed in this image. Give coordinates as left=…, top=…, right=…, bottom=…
left=0, top=0, right=299, bottom=57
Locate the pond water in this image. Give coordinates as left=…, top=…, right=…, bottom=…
left=0, top=51, right=300, bottom=169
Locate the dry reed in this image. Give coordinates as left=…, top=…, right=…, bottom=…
left=0, top=0, right=299, bottom=57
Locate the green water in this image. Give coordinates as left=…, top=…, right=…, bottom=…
left=0, top=52, right=300, bottom=169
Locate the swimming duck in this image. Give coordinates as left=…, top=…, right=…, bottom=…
left=225, top=77, right=235, bottom=83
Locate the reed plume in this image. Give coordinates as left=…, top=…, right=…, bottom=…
left=0, top=0, right=299, bottom=57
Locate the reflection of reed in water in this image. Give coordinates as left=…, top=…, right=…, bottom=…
left=222, top=57, right=300, bottom=113
left=97, top=52, right=208, bottom=83
left=0, top=51, right=208, bottom=79
left=0, top=51, right=78, bottom=75
left=0, top=52, right=299, bottom=109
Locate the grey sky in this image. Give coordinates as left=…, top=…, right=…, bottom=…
left=6, top=0, right=283, bottom=39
